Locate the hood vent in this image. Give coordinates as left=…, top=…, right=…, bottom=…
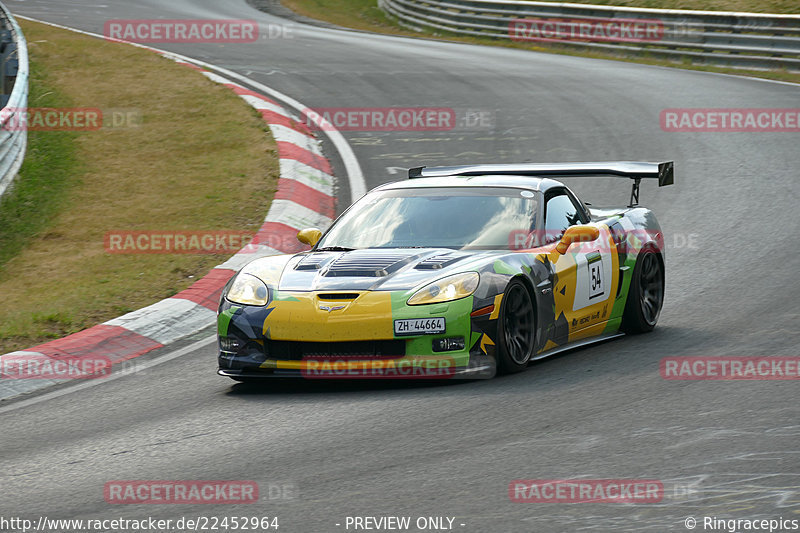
left=415, top=253, right=468, bottom=270
left=323, top=250, right=415, bottom=278
left=295, top=253, right=334, bottom=271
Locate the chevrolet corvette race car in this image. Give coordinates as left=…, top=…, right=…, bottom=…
left=217, top=161, right=672, bottom=380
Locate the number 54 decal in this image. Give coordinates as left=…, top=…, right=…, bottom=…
left=588, top=254, right=604, bottom=300
left=573, top=250, right=612, bottom=311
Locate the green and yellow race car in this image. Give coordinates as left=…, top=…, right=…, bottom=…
left=217, top=161, right=672, bottom=380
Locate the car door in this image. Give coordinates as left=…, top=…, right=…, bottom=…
left=544, top=188, right=619, bottom=342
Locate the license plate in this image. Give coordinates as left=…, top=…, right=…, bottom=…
left=394, top=317, right=446, bottom=336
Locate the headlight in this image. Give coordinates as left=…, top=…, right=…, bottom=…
left=407, top=272, right=479, bottom=306
left=226, top=274, right=269, bottom=306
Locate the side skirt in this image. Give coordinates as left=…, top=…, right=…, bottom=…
left=531, top=332, right=626, bottom=363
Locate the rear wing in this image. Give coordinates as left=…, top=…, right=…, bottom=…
left=408, top=161, right=674, bottom=207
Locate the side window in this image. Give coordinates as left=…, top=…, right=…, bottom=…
left=544, top=192, right=583, bottom=242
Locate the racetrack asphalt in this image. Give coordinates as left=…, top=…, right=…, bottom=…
left=1, top=1, right=799, bottom=531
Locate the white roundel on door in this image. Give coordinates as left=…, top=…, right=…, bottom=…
left=573, top=249, right=613, bottom=311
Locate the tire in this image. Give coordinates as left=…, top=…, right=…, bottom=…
left=497, top=279, right=536, bottom=373
left=621, top=247, right=664, bottom=333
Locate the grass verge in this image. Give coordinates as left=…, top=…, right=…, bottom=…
left=280, top=0, right=800, bottom=84
left=0, top=20, right=279, bottom=353
left=0, top=57, right=80, bottom=270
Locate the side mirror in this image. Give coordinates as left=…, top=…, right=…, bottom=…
left=555, top=225, right=599, bottom=255
left=297, top=228, right=322, bottom=247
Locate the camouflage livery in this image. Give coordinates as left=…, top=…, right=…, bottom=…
left=217, top=162, right=670, bottom=380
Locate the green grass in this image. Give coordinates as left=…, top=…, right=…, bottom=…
left=0, top=20, right=280, bottom=353
left=0, top=57, right=82, bottom=271
left=281, top=0, right=800, bottom=84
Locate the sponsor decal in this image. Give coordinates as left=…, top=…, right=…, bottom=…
left=571, top=311, right=601, bottom=328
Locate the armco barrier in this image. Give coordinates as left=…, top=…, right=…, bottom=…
left=0, top=1, right=27, bottom=199
left=379, top=0, right=800, bottom=71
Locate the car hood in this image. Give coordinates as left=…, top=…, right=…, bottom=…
left=239, top=248, right=501, bottom=292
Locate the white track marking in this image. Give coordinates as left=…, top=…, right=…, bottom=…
left=104, top=299, right=216, bottom=345
left=238, top=95, right=290, bottom=115
left=279, top=159, right=335, bottom=193
left=216, top=245, right=284, bottom=271
left=263, top=199, right=333, bottom=229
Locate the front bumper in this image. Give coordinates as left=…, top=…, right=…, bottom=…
left=218, top=357, right=496, bottom=380
left=217, top=290, right=494, bottom=379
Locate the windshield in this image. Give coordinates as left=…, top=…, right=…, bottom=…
left=316, top=186, right=538, bottom=250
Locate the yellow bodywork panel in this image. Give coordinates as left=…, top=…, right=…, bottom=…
left=263, top=291, right=394, bottom=342
left=544, top=226, right=620, bottom=343
left=265, top=356, right=456, bottom=372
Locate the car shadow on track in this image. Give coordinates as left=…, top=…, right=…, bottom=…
left=221, top=325, right=700, bottom=398
left=224, top=376, right=473, bottom=396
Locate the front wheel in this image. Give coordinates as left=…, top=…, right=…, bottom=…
left=497, top=279, right=536, bottom=373
left=621, top=247, right=664, bottom=333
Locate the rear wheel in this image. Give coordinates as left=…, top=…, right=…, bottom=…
left=621, top=247, right=664, bottom=333
left=497, top=279, right=536, bottom=373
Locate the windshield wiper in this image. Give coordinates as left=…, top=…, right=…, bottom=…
left=315, top=246, right=356, bottom=252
